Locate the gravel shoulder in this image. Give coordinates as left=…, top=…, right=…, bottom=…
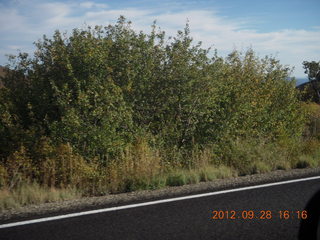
left=1, top=167, right=320, bottom=222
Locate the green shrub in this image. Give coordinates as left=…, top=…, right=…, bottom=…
left=199, top=166, right=218, bottom=182
left=166, top=172, right=187, bottom=186
left=302, top=103, right=320, bottom=139
left=147, top=175, right=167, bottom=190
left=252, top=161, right=272, bottom=174
left=185, top=170, right=200, bottom=184
left=0, top=16, right=315, bottom=205
left=293, top=155, right=318, bottom=169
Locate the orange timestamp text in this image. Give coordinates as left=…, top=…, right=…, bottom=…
left=210, top=210, right=308, bottom=220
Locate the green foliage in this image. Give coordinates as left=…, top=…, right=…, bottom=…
left=214, top=138, right=293, bottom=176
left=1, top=17, right=305, bottom=157
left=166, top=171, right=187, bottom=186
left=302, top=60, right=320, bottom=103
left=0, top=16, right=314, bottom=205
left=2, top=21, right=133, bottom=161
left=198, top=50, right=305, bottom=145
left=0, top=87, right=25, bottom=161
left=302, top=103, right=320, bottom=139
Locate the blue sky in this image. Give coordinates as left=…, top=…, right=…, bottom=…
left=0, top=0, right=319, bottom=80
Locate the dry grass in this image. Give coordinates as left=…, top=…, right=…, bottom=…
left=0, top=182, right=80, bottom=211
left=1, top=136, right=320, bottom=211
left=105, top=138, right=162, bottom=193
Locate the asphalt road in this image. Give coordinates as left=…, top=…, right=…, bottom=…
left=1, top=177, right=320, bottom=240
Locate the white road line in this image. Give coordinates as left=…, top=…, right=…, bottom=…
left=1, top=175, right=320, bottom=229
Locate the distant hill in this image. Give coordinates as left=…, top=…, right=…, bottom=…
left=296, top=81, right=310, bottom=90
left=295, top=78, right=308, bottom=86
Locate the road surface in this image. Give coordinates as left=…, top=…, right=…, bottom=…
left=1, top=176, right=320, bottom=240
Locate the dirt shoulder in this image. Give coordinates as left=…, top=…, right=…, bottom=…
left=1, top=167, right=320, bottom=222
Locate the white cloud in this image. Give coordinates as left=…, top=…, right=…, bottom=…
left=80, top=1, right=108, bottom=9
left=0, top=8, right=28, bottom=32
left=0, top=0, right=319, bottom=78
left=7, top=45, right=24, bottom=50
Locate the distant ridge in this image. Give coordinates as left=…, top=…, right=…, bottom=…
left=296, top=81, right=309, bottom=90
left=294, top=77, right=307, bottom=86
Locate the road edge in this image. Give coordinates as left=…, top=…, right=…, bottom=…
left=1, top=167, right=320, bottom=222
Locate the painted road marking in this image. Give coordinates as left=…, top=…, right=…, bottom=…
left=1, top=175, right=320, bottom=229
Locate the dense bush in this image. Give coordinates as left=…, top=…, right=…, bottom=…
left=303, top=103, right=320, bottom=139
left=0, top=17, right=315, bottom=201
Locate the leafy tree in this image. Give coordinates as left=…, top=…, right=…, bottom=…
left=1, top=21, right=134, bottom=161
left=302, top=61, right=320, bottom=103
left=196, top=50, right=305, bottom=146
left=147, top=24, right=215, bottom=149
left=0, top=16, right=306, bottom=170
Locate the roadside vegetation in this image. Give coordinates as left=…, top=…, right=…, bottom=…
left=0, top=17, right=319, bottom=210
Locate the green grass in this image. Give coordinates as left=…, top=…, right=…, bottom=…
left=292, top=155, right=319, bottom=169
left=165, top=165, right=236, bottom=187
